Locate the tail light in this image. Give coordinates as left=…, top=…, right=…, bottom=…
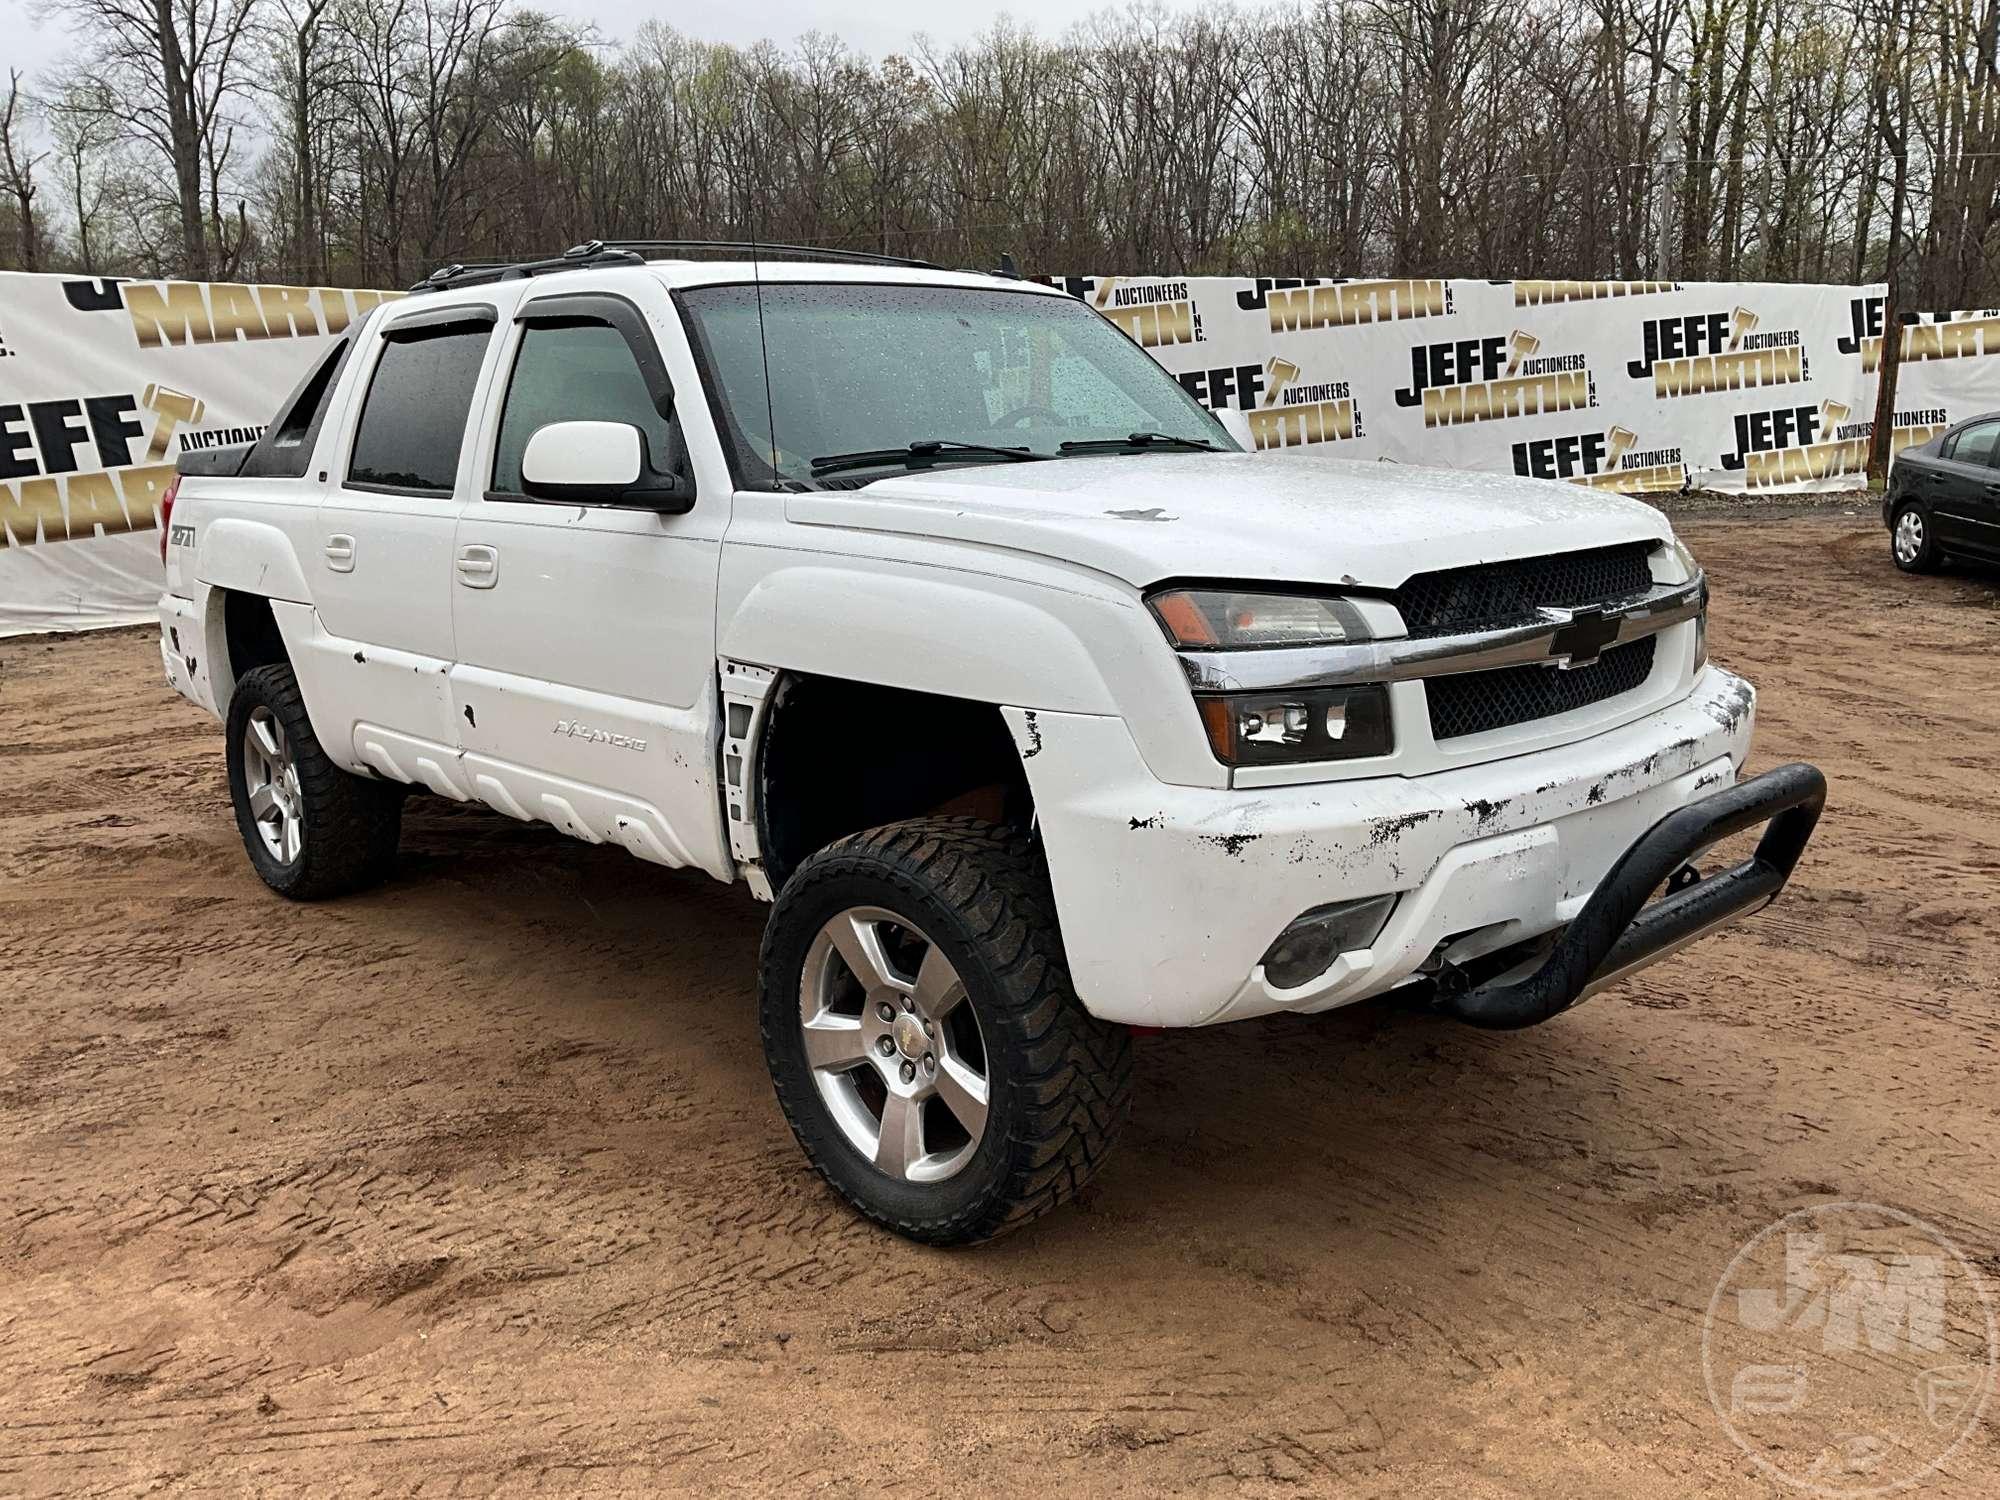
left=158, top=475, right=182, bottom=565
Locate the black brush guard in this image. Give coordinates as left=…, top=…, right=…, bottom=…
left=1424, top=762, right=1826, bottom=1030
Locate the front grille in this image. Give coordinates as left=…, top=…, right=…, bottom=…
left=1426, top=636, right=1657, bottom=740
left=1394, top=541, right=1656, bottom=638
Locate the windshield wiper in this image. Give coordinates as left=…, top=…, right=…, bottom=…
left=1057, top=431, right=1219, bottom=454
left=809, top=439, right=1053, bottom=477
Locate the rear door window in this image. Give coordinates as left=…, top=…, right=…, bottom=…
left=347, top=322, right=492, bottom=494
left=1946, top=421, right=2000, bottom=467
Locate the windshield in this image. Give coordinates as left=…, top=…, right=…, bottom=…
left=677, top=281, right=1234, bottom=488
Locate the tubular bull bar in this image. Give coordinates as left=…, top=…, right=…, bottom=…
left=1425, top=762, right=1827, bottom=1030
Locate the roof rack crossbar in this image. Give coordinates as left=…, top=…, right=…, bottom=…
left=597, top=239, right=938, bottom=269
left=408, top=242, right=646, bottom=294
left=409, top=237, right=940, bottom=293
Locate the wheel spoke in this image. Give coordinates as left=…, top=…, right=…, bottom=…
left=801, top=1014, right=867, bottom=1072
left=873, top=1090, right=924, bottom=1178
left=829, top=913, right=902, bottom=994
left=281, top=814, right=301, bottom=863
left=912, top=942, right=963, bottom=1017
left=248, top=783, right=279, bottom=820
left=250, top=715, right=283, bottom=761
left=932, top=1054, right=988, bottom=1141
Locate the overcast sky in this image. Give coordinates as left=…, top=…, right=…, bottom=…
left=3, top=0, right=1202, bottom=86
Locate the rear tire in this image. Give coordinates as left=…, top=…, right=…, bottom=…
left=1890, top=503, right=1942, bottom=573
left=759, top=817, right=1133, bottom=1244
left=225, top=662, right=403, bottom=900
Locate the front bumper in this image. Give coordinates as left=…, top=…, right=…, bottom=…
left=1425, top=761, right=1823, bottom=1029
left=1009, top=666, right=1776, bottom=1028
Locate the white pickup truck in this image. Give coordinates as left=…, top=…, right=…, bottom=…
left=158, top=242, right=1825, bottom=1243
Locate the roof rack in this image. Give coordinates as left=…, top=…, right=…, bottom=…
left=408, top=237, right=938, bottom=293
left=603, top=239, right=939, bottom=269
left=408, top=242, right=645, bottom=294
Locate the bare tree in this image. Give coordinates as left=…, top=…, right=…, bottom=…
left=1, top=68, right=46, bottom=271
left=45, top=77, right=128, bottom=270
left=45, top=0, right=262, bottom=277
left=3, top=0, right=1999, bottom=306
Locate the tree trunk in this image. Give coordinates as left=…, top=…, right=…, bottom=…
left=1868, top=270, right=1902, bottom=484
left=1868, top=136, right=1911, bottom=485
left=153, top=0, right=208, bottom=277
left=1, top=69, right=39, bottom=271
left=295, top=31, right=319, bottom=283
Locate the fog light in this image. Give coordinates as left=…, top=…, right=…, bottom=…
left=1259, top=894, right=1399, bottom=989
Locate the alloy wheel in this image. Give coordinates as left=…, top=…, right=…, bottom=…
left=242, top=705, right=305, bottom=864
left=797, top=906, right=990, bottom=1183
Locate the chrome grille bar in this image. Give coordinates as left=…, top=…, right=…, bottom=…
left=1173, top=574, right=1705, bottom=694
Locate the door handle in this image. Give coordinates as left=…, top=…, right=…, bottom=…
left=324, top=534, right=355, bottom=572
left=456, top=543, right=499, bottom=588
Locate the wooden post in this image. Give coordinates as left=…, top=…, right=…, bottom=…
left=1867, top=271, right=1901, bottom=485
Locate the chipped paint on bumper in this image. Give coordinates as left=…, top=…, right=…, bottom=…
left=158, top=591, right=219, bottom=716
left=1007, top=666, right=1758, bottom=1028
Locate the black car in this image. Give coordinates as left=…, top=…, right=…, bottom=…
left=1883, top=415, right=2000, bottom=572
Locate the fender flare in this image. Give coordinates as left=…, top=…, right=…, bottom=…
left=719, top=562, right=1122, bottom=715
left=194, top=516, right=314, bottom=604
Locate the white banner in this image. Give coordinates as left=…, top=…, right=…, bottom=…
left=1047, top=276, right=1971, bottom=495
left=0, top=271, right=394, bottom=636
left=1876, top=300, right=2000, bottom=435
left=6, top=270, right=1999, bottom=636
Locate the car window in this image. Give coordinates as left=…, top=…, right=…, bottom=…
left=1947, top=421, right=2000, bottom=467
left=243, top=335, right=351, bottom=480
left=346, top=324, right=491, bottom=493
left=677, top=282, right=1228, bottom=489
left=492, top=322, right=676, bottom=494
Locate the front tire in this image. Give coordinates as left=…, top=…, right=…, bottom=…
left=225, top=662, right=403, bottom=899
left=759, top=817, right=1133, bottom=1244
left=1891, top=502, right=1941, bottom=573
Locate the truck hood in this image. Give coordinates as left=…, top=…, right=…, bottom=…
left=784, top=450, right=1674, bottom=590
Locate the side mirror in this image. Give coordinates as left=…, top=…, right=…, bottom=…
left=521, top=420, right=693, bottom=511
left=1215, top=409, right=1256, bottom=451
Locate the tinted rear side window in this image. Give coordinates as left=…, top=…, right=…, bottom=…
left=242, top=335, right=351, bottom=480
left=1949, top=421, right=2000, bottom=467
left=347, top=325, right=491, bottom=493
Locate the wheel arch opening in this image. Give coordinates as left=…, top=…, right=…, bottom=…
left=755, top=673, right=1033, bottom=892
left=221, top=591, right=290, bottom=690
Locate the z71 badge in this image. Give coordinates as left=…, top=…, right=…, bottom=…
left=168, top=523, right=196, bottom=547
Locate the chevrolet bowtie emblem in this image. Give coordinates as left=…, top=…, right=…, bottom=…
left=1539, top=604, right=1622, bottom=668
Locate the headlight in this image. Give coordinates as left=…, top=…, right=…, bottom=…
left=1195, top=685, right=1394, bottom=766
left=1148, top=585, right=1391, bottom=766
left=1667, top=540, right=1711, bottom=669
left=1148, top=587, right=1369, bottom=649
left=1667, top=536, right=1700, bottom=583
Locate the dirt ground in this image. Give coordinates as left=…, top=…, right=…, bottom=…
left=2, top=511, right=1996, bottom=1497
